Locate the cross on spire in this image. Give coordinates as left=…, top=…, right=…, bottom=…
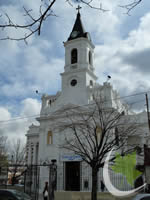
left=76, top=5, right=82, bottom=13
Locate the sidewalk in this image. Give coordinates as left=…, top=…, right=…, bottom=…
left=37, top=192, right=134, bottom=200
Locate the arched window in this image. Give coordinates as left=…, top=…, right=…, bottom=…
left=89, top=51, right=92, bottom=65
left=47, top=131, right=53, bottom=145
left=90, top=80, right=93, bottom=87
left=71, top=48, right=78, bottom=64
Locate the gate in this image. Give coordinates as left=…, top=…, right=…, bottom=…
left=24, top=165, right=40, bottom=200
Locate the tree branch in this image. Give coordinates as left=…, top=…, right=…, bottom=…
left=119, top=0, right=143, bottom=15
left=0, top=0, right=56, bottom=43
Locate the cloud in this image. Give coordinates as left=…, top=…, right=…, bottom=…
left=121, top=48, right=150, bottom=74
left=116, top=12, right=150, bottom=76
left=0, top=107, right=11, bottom=121
left=94, top=11, right=150, bottom=81
left=0, top=98, right=40, bottom=140
left=0, top=36, right=63, bottom=100
left=125, top=12, right=150, bottom=50
left=21, top=98, right=41, bottom=117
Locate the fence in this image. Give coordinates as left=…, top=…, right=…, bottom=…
left=0, top=163, right=144, bottom=200
left=0, top=164, right=57, bottom=200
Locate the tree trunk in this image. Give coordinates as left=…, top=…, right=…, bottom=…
left=91, top=167, right=98, bottom=200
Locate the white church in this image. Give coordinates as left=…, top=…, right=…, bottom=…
left=26, top=10, right=149, bottom=193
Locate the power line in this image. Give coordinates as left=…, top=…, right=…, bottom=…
left=127, top=98, right=146, bottom=106
left=118, top=90, right=150, bottom=101
left=0, top=114, right=40, bottom=124
left=0, top=90, right=150, bottom=124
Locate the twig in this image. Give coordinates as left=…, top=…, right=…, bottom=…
left=119, top=0, right=142, bottom=15
left=0, top=0, right=56, bottom=43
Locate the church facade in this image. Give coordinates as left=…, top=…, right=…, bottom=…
left=26, top=11, right=149, bottom=193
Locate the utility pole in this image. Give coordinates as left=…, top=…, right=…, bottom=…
left=145, top=93, right=150, bottom=137
left=145, top=93, right=150, bottom=192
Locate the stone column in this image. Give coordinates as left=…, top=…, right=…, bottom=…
left=32, top=144, right=36, bottom=165
left=35, top=143, right=39, bottom=165
left=31, top=144, right=34, bottom=165
left=27, top=144, right=31, bottom=165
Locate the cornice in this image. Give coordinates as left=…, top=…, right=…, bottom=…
left=60, top=68, right=97, bottom=80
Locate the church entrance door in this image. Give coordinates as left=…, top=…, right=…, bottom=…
left=65, top=161, right=80, bottom=191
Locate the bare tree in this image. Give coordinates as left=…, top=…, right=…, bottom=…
left=0, top=0, right=143, bottom=43
left=55, top=94, right=139, bottom=200
left=0, top=136, right=8, bottom=167
left=9, top=139, right=26, bottom=185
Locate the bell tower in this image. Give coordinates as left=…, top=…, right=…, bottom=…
left=61, top=8, right=97, bottom=105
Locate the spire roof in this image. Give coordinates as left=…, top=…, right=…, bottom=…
left=68, top=10, right=91, bottom=41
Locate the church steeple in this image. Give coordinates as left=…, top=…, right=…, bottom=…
left=63, top=9, right=95, bottom=73
left=61, top=9, right=97, bottom=105
left=68, top=7, right=91, bottom=41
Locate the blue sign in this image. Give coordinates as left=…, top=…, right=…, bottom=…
left=61, top=155, right=82, bottom=161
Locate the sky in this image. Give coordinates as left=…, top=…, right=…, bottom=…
left=0, top=0, right=150, bottom=141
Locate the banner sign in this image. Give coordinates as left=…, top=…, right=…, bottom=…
left=61, top=155, right=82, bottom=161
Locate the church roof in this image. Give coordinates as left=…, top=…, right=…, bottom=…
left=68, top=11, right=91, bottom=41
